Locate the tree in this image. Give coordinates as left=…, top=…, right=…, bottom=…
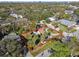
left=0, top=39, right=22, bottom=57
left=74, top=9, right=79, bottom=16
left=70, top=41, right=79, bottom=57
left=35, top=38, right=40, bottom=45
left=62, top=14, right=71, bottom=19
left=50, top=41, right=71, bottom=57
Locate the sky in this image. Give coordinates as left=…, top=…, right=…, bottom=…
left=0, top=0, right=79, bottom=2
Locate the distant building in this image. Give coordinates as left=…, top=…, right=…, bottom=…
left=64, top=10, right=74, bottom=14
left=10, top=13, right=18, bottom=18
left=46, top=23, right=60, bottom=31
left=75, top=26, right=79, bottom=30
left=69, top=5, right=79, bottom=10
left=58, top=19, right=76, bottom=27
left=48, top=17, right=56, bottom=22
left=10, top=11, right=23, bottom=19
left=0, top=20, right=11, bottom=27
left=46, top=24, right=55, bottom=29
left=3, top=32, right=21, bottom=41
left=18, top=15, right=23, bottom=18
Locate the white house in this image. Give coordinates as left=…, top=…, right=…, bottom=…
left=18, top=15, right=23, bottom=18
left=64, top=10, right=74, bottom=14
left=46, top=24, right=55, bottom=29
left=10, top=13, right=23, bottom=19
left=48, top=17, right=56, bottom=22
left=46, top=23, right=60, bottom=31
left=69, top=5, right=79, bottom=10
left=10, top=13, right=18, bottom=18
left=75, top=25, right=79, bottom=30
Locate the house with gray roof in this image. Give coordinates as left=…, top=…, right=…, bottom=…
left=58, top=19, right=76, bottom=27
left=2, top=32, right=21, bottom=41
left=64, top=10, right=74, bottom=14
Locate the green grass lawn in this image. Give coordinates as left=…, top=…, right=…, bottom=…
left=31, top=40, right=71, bottom=57
left=69, top=29, right=77, bottom=33
left=58, top=23, right=68, bottom=32
left=49, top=41, right=71, bottom=57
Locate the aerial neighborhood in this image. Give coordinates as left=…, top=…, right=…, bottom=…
left=0, top=2, right=79, bottom=57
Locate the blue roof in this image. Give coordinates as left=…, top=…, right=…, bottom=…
left=58, top=19, right=75, bottom=26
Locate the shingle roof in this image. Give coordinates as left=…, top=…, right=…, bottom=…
left=58, top=19, right=76, bottom=26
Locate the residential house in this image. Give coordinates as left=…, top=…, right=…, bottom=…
left=3, top=32, right=21, bottom=41
left=48, top=17, right=56, bottom=22
left=46, top=23, right=60, bottom=31
left=69, top=5, right=79, bottom=10
left=0, top=20, right=11, bottom=27
left=58, top=19, right=76, bottom=27
left=64, top=10, right=74, bottom=14
left=10, top=11, right=23, bottom=19
left=10, top=13, right=18, bottom=19
left=75, top=25, right=79, bottom=30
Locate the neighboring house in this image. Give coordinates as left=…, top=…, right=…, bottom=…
left=0, top=20, right=11, bottom=27
left=46, top=23, right=60, bottom=31
left=48, top=17, right=56, bottom=22
left=10, top=12, right=23, bottom=19
left=71, top=14, right=78, bottom=21
left=58, top=19, right=76, bottom=27
left=3, top=32, right=21, bottom=41
left=63, top=32, right=73, bottom=37
left=64, top=10, right=74, bottom=14
left=69, top=5, right=79, bottom=10
left=0, top=23, right=11, bottom=27
left=46, top=24, right=55, bottom=29
left=18, top=15, right=23, bottom=18
left=75, top=25, right=79, bottom=30
left=10, top=13, right=18, bottom=18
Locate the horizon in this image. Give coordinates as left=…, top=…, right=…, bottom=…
left=0, top=0, right=79, bottom=2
